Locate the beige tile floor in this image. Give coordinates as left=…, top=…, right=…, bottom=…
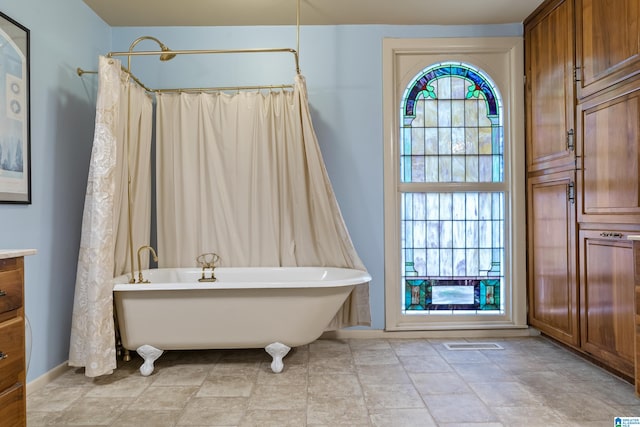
left=27, top=336, right=640, bottom=426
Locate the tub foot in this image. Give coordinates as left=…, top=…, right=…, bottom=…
left=123, top=348, right=131, bottom=362
left=136, top=345, right=163, bottom=376
left=265, top=342, right=290, bottom=373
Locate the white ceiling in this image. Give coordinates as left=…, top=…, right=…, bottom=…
left=83, top=0, right=545, bottom=27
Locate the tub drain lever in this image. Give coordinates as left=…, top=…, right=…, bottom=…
left=197, top=252, right=220, bottom=282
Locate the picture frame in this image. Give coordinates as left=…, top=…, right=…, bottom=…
left=0, top=11, right=30, bottom=204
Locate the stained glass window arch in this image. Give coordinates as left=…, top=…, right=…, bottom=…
left=399, top=61, right=505, bottom=315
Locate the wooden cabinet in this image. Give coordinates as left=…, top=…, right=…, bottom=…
left=580, top=228, right=637, bottom=377
left=525, top=0, right=576, bottom=172
left=573, top=0, right=640, bottom=382
left=525, top=0, right=579, bottom=348
left=576, top=0, right=640, bottom=99
left=576, top=77, right=640, bottom=224
left=526, top=0, right=640, bottom=382
left=632, top=239, right=640, bottom=394
left=0, top=256, right=26, bottom=427
left=527, top=170, right=579, bottom=346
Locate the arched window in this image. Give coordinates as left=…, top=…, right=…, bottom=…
left=384, top=37, right=525, bottom=331
left=400, top=62, right=504, bottom=314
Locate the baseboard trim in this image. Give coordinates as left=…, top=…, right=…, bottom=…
left=27, top=361, right=71, bottom=395
left=321, top=327, right=538, bottom=340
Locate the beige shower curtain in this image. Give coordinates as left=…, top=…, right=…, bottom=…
left=156, top=75, right=370, bottom=327
left=69, top=56, right=153, bottom=377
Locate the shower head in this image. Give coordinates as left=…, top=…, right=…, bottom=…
left=159, top=44, right=176, bottom=61
left=128, top=36, right=176, bottom=62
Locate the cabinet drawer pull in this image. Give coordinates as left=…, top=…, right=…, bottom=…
left=0, top=290, right=5, bottom=297
left=0, top=352, right=7, bottom=360
left=600, top=232, right=623, bottom=238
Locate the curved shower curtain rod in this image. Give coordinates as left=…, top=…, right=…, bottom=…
left=77, top=0, right=302, bottom=93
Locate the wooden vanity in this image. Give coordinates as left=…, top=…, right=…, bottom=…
left=0, top=249, right=35, bottom=427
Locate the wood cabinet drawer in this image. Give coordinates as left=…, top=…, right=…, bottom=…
left=0, top=317, right=25, bottom=394
left=0, top=267, right=23, bottom=316
left=0, top=383, right=25, bottom=427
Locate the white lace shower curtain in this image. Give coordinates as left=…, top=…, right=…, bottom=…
left=156, top=75, right=370, bottom=328
left=69, top=56, right=153, bottom=377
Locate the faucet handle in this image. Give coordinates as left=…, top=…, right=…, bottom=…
left=196, top=252, right=220, bottom=268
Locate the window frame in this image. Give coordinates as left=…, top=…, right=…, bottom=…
left=383, top=37, right=527, bottom=331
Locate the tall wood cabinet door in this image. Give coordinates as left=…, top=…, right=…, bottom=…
left=576, top=78, right=640, bottom=224
left=580, top=228, right=635, bottom=377
left=527, top=170, right=579, bottom=346
left=525, top=0, right=576, bottom=172
left=576, top=0, right=640, bottom=99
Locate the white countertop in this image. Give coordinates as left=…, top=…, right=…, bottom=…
left=0, top=249, right=37, bottom=259
left=628, top=236, right=640, bottom=241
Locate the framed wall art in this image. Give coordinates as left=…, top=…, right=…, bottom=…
left=0, top=11, right=30, bottom=203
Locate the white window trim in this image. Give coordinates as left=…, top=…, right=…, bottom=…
left=383, top=37, right=527, bottom=331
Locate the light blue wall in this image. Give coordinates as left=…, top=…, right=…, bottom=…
left=0, top=0, right=522, bottom=383
left=113, top=24, right=522, bottom=331
left=0, top=0, right=110, bottom=382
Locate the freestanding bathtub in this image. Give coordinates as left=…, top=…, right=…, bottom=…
left=112, top=266, right=370, bottom=376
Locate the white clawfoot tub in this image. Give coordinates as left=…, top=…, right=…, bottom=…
left=112, top=267, right=370, bottom=376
